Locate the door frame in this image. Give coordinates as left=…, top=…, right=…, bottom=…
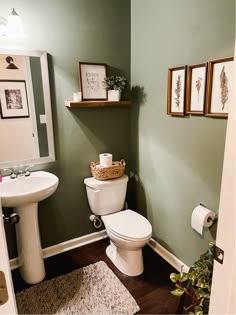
left=209, top=41, right=236, bottom=314
left=0, top=201, right=17, bottom=314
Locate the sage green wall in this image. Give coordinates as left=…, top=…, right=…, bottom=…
left=130, top=0, right=235, bottom=266
left=1, top=0, right=130, bottom=258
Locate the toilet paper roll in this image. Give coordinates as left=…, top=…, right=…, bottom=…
left=191, top=204, right=216, bottom=235
left=99, top=153, right=113, bottom=167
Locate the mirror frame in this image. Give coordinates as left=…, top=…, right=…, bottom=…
left=0, top=48, right=55, bottom=168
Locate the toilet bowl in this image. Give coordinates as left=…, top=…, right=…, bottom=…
left=102, top=209, right=152, bottom=276
left=84, top=175, right=152, bottom=276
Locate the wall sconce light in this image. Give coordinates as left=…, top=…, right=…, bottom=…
left=0, top=8, right=24, bottom=37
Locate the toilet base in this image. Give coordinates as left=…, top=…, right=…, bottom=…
left=106, top=241, right=144, bottom=276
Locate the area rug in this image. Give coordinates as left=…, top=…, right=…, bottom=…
left=16, top=261, right=140, bottom=314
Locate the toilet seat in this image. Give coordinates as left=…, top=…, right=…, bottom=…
left=102, top=209, right=152, bottom=241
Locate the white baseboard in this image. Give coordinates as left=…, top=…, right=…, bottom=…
left=148, top=238, right=189, bottom=273
left=10, top=231, right=189, bottom=273
left=10, top=230, right=108, bottom=270
left=43, top=230, right=107, bottom=259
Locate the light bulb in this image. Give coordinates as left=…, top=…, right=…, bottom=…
left=7, top=8, right=24, bottom=37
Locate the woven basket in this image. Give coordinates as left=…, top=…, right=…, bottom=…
left=90, top=159, right=126, bottom=181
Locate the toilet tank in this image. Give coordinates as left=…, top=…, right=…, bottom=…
left=84, top=175, right=128, bottom=216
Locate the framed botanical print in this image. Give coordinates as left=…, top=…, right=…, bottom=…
left=205, top=57, right=234, bottom=117
left=167, top=66, right=186, bottom=116
left=186, top=63, right=207, bottom=115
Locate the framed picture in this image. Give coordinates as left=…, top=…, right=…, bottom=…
left=205, top=57, right=234, bottom=117
left=78, top=62, right=107, bottom=101
left=167, top=66, right=186, bottom=116
left=0, top=80, right=29, bottom=119
left=186, top=63, right=207, bottom=115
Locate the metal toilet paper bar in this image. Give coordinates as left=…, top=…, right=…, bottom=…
left=199, top=203, right=218, bottom=224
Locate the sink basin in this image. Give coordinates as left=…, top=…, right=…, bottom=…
left=0, top=171, right=59, bottom=207
left=0, top=171, right=59, bottom=284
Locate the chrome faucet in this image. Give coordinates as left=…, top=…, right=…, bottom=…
left=24, top=165, right=34, bottom=176
left=17, top=169, right=24, bottom=178
left=17, top=165, right=34, bottom=177
left=2, top=165, right=34, bottom=179
left=3, top=168, right=18, bottom=179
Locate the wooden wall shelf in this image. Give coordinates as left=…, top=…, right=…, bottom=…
left=65, top=100, right=131, bottom=108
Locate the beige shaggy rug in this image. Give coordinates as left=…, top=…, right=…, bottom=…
left=16, top=261, right=140, bottom=314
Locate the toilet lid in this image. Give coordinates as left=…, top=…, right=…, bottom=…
left=102, top=209, right=152, bottom=240
left=84, top=174, right=128, bottom=188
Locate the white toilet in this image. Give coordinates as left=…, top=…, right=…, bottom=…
left=84, top=174, right=152, bottom=276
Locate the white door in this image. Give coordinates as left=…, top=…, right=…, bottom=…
left=0, top=200, right=17, bottom=314
left=209, top=45, right=236, bottom=313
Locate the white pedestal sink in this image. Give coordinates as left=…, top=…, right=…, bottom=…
left=0, top=171, right=59, bottom=284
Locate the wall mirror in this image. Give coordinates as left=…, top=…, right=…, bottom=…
left=0, top=48, right=55, bottom=168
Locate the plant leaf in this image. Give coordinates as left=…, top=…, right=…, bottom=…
left=195, top=305, right=203, bottom=315
left=170, top=288, right=185, bottom=297
left=170, top=273, right=180, bottom=283
left=189, top=271, right=196, bottom=285
left=197, top=279, right=209, bottom=289
left=195, top=288, right=208, bottom=299
left=179, top=272, right=189, bottom=282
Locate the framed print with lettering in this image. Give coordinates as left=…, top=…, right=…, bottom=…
left=78, top=62, right=107, bottom=101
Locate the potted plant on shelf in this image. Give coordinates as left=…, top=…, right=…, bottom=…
left=170, top=241, right=216, bottom=315
left=102, top=75, right=128, bottom=101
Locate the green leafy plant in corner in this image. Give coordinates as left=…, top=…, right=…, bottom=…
left=102, top=76, right=128, bottom=91
left=170, top=241, right=216, bottom=315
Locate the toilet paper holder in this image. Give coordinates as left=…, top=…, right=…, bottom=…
left=199, top=203, right=218, bottom=224
left=206, top=214, right=218, bottom=223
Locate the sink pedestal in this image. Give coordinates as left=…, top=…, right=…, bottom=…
left=15, top=203, right=45, bottom=284
left=0, top=171, right=59, bottom=284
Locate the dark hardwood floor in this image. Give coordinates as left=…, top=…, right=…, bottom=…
left=12, top=238, right=180, bottom=314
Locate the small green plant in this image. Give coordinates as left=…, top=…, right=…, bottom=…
left=102, top=76, right=128, bottom=91
left=170, top=241, right=216, bottom=315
